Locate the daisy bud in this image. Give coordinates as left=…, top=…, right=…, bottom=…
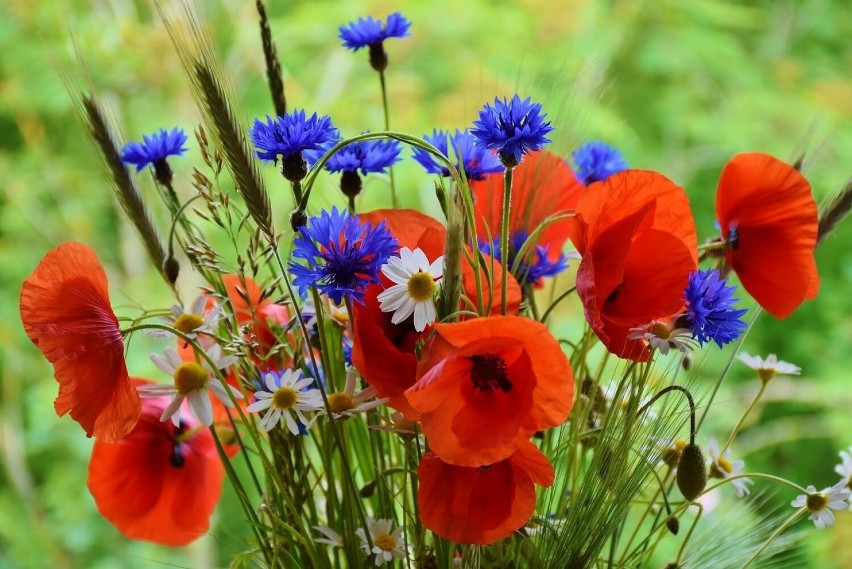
left=676, top=443, right=708, bottom=501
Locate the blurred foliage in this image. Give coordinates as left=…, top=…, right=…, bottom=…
left=0, top=0, right=849, bottom=567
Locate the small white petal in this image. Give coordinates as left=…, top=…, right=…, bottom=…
left=159, top=395, right=184, bottom=423
left=247, top=398, right=273, bottom=413
left=188, top=390, right=213, bottom=426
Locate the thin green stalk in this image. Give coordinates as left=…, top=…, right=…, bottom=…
left=541, top=286, right=576, bottom=323
left=378, top=71, right=397, bottom=207
left=500, top=167, right=514, bottom=314
left=740, top=509, right=805, bottom=569
left=721, top=380, right=768, bottom=456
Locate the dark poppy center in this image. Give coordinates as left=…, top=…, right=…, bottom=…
left=469, top=354, right=512, bottom=393
left=727, top=225, right=740, bottom=250
left=171, top=420, right=188, bottom=469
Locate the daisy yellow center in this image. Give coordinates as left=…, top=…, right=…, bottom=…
left=374, top=533, right=397, bottom=551
left=407, top=272, right=436, bottom=302
left=174, top=313, right=205, bottom=334
left=649, top=322, right=671, bottom=339
left=806, top=493, right=828, bottom=512
left=711, top=455, right=733, bottom=478
left=328, top=392, right=355, bottom=414
left=272, top=386, right=298, bottom=410
left=174, top=362, right=209, bottom=394
left=757, top=368, right=777, bottom=383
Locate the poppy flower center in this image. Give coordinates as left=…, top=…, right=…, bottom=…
left=711, top=455, right=733, bottom=478
left=727, top=225, right=740, bottom=250
left=469, top=354, right=512, bottom=392
left=407, top=272, right=436, bottom=301
left=174, top=362, right=209, bottom=394
left=272, top=386, right=298, bottom=410
left=328, top=392, right=355, bottom=414
left=174, top=312, right=205, bottom=334
left=806, top=493, right=828, bottom=512
left=374, top=533, right=397, bottom=551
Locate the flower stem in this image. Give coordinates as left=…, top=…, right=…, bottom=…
left=379, top=71, right=397, bottom=208
left=740, top=508, right=805, bottom=569
left=500, top=167, right=514, bottom=315
left=721, top=380, right=767, bottom=456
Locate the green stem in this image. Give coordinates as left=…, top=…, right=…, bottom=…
left=378, top=71, right=397, bottom=208
left=740, top=509, right=805, bottom=569
left=541, top=286, right=576, bottom=323
left=500, top=167, right=514, bottom=315
left=721, top=380, right=768, bottom=456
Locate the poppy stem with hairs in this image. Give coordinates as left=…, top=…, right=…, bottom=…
left=637, top=385, right=697, bottom=445
left=500, top=166, right=514, bottom=315
left=720, top=380, right=768, bottom=457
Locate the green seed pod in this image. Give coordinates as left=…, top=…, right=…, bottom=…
left=676, top=443, right=707, bottom=501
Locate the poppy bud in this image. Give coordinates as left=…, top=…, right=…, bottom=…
left=676, top=443, right=707, bottom=501
left=163, top=256, right=180, bottom=285
left=359, top=480, right=377, bottom=498
left=666, top=516, right=680, bottom=535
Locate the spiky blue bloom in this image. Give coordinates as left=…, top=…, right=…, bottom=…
left=411, top=129, right=503, bottom=181
left=250, top=111, right=338, bottom=164
left=470, top=95, right=554, bottom=168
left=306, top=137, right=402, bottom=175
left=339, top=12, right=411, bottom=51
left=290, top=207, right=398, bottom=305
left=571, top=141, right=628, bottom=185
left=479, top=230, right=570, bottom=287
left=120, top=127, right=188, bottom=172
left=683, top=269, right=748, bottom=348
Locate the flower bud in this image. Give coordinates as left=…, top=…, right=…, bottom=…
left=666, top=516, right=680, bottom=535
left=676, top=443, right=707, bottom=501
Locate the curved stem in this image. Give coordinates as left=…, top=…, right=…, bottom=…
left=740, top=509, right=805, bottom=569
left=637, top=385, right=697, bottom=445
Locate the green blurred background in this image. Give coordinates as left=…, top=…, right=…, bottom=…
left=1, top=0, right=850, bottom=567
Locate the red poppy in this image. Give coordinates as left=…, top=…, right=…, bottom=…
left=406, top=315, right=573, bottom=466
left=222, top=274, right=290, bottom=359
left=715, top=153, right=819, bottom=318
left=88, top=378, right=224, bottom=546
left=351, top=210, right=521, bottom=417
left=568, top=170, right=697, bottom=362
left=471, top=149, right=583, bottom=261
left=417, top=440, right=554, bottom=545
left=20, top=242, right=140, bottom=442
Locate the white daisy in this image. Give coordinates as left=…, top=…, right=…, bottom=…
left=791, top=481, right=851, bottom=529
left=247, top=369, right=324, bottom=434
left=321, top=370, right=389, bottom=420
left=137, top=345, right=241, bottom=427
left=313, top=525, right=343, bottom=549
left=370, top=411, right=419, bottom=441
left=355, top=517, right=407, bottom=567
left=628, top=320, right=695, bottom=355
left=377, top=247, right=444, bottom=332
left=737, top=352, right=801, bottom=382
left=834, top=446, right=852, bottom=485
left=707, top=438, right=753, bottom=498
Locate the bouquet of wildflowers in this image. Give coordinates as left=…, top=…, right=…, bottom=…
left=19, top=3, right=852, bottom=568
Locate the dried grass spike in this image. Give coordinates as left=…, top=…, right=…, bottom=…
left=256, top=0, right=287, bottom=117
left=818, top=180, right=852, bottom=243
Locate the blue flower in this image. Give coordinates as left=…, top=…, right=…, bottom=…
left=121, top=127, right=188, bottom=181
left=571, top=141, right=628, bottom=185
left=290, top=207, right=398, bottom=304
left=683, top=269, right=748, bottom=348
left=306, top=137, right=401, bottom=175
left=412, top=129, right=503, bottom=181
left=470, top=95, right=554, bottom=168
left=250, top=111, right=338, bottom=181
left=339, top=12, right=411, bottom=51
left=479, top=230, right=570, bottom=287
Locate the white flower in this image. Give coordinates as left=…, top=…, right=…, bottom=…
left=628, top=321, right=695, bottom=355
left=355, top=517, right=406, bottom=567
left=738, top=352, right=801, bottom=382
left=321, top=370, right=389, bottom=420
left=137, top=345, right=241, bottom=427
left=313, top=525, right=343, bottom=548
left=370, top=411, right=420, bottom=441
left=377, top=247, right=444, bottom=332
left=791, top=481, right=851, bottom=529
left=834, top=446, right=852, bottom=484
left=707, top=438, right=753, bottom=498
left=247, top=369, right=324, bottom=434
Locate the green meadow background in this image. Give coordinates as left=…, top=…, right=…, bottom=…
left=1, top=0, right=850, bottom=567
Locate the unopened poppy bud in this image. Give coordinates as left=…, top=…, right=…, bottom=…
left=163, top=256, right=180, bottom=284
left=359, top=479, right=376, bottom=498
left=664, top=563, right=680, bottom=569
left=666, top=516, right=680, bottom=535
left=290, top=208, right=308, bottom=232
left=676, top=443, right=707, bottom=501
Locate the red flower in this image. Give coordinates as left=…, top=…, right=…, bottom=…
left=715, top=153, right=819, bottom=318
left=351, top=210, right=521, bottom=417
left=568, top=170, right=697, bottom=361
left=20, top=242, right=140, bottom=442
left=88, top=379, right=224, bottom=546
left=222, top=274, right=289, bottom=357
left=406, top=316, right=573, bottom=466
left=471, top=149, right=583, bottom=261
left=417, top=440, right=554, bottom=545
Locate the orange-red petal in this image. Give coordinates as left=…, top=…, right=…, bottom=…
left=715, top=153, right=819, bottom=318
left=87, top=379, right=224, bottom=546
left=417, top=440, right=554, bottom=545
left=20, top=242, right=140, bottom=442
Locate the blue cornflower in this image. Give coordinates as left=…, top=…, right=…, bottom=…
left=571, top=141, right=628, bottom=185
left=290, top=207, right=398, bottom=304
left=683, top=269, right=748, bottom=348
left=479, top=230, right=570, bottom=287
left=121, top=127, right=188, bottom=185
left=411, top=129, right=503, bottom=181
left=339, top=12, right=411, bottom=71
left=250, top=111, right=338, bottom=181
left=470, top=95, right=554, bottom=168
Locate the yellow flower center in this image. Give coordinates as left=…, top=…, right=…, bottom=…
left=272, top=386, right=297, bottom=410
left=649, top=322, right=671, bottom=339
left=374, top=533, right=397, bottom=552
left=757, top=368, right=776, bottom=383
left=214, top=425, right=236, bottom=445
left=711, top=455, right=733, bottom=478
left=407, top=272, right=436, bottom=302
left=806, top=492, right=828, bottom=512
left=174, top=362, right=209, bottom=394
left=328, top=392, right=355, bottom=414
left=174, top=313, right=205, bottom=334
left=662, top=439, right=687, bottom=467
